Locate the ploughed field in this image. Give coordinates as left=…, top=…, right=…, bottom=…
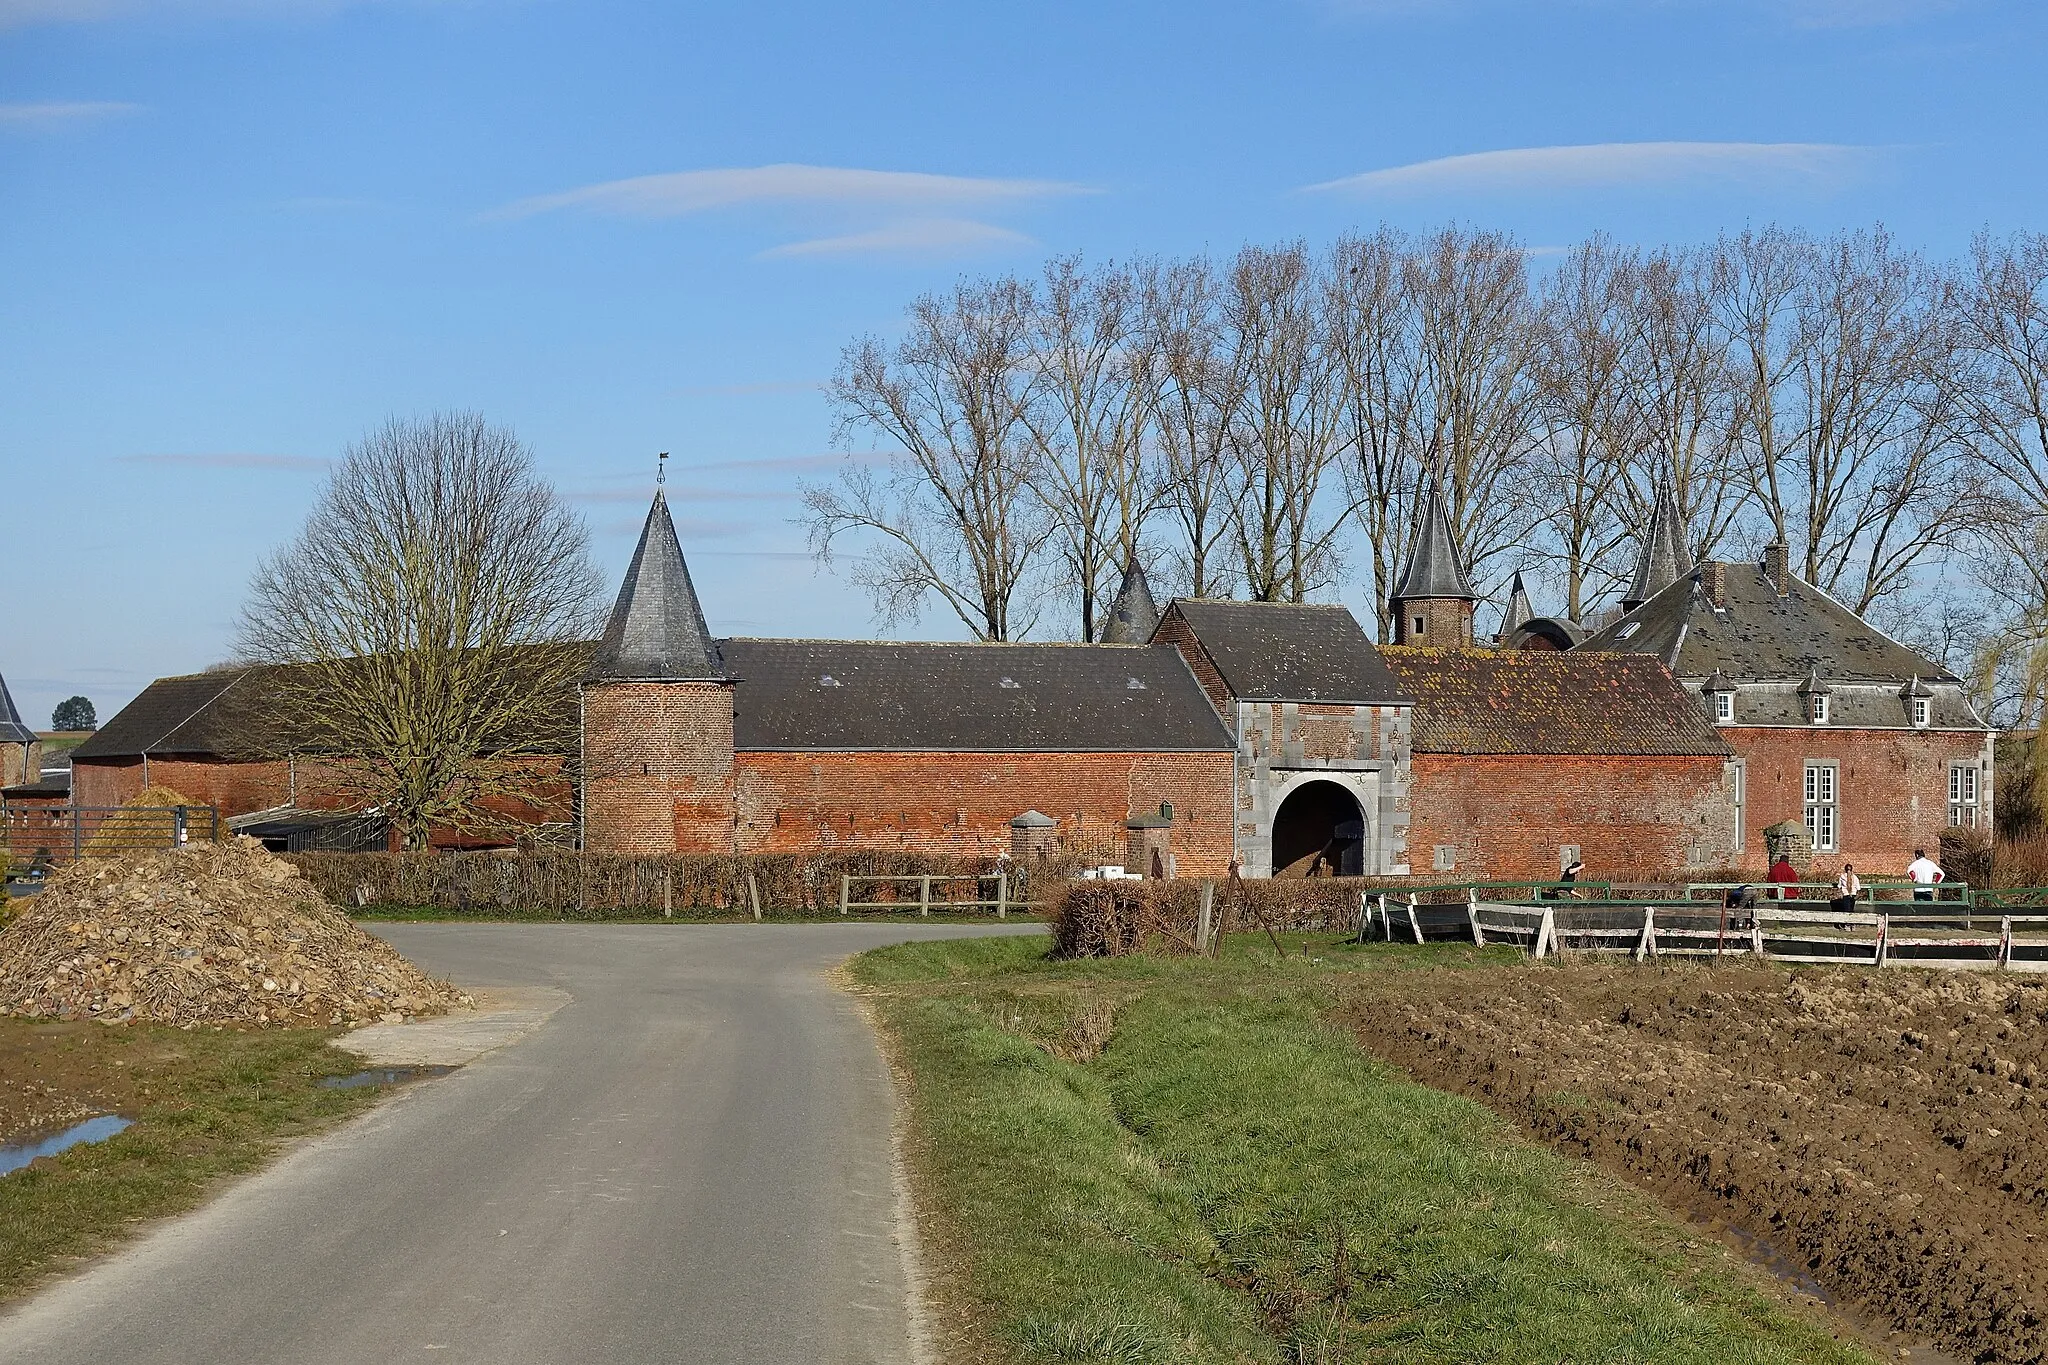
left=1345, top=962, right=2048, bottom=1364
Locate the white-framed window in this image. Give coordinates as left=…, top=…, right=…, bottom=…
left=1714, top=691, right=1735, bottom=722
left=1809, top=693, right=1829, bottom=724
left=1950, top=764, right=1980, bottom=828
left=1731, top=759, right=1746, bottom=852
left=1804, top=762, right=1838, bottom=852
left=1912, top=697, right=1930, bottom=727
left=1617, top=622, right=1641, bottom=640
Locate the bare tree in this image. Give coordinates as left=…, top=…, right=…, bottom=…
left=1622, top=244, right=1748, bottom=570
left=1531, top=235, right=1641, bottom=620
left=1405, top=226, right=1544, bottom=596
left=1018, top=256, right=1162, bottom=639
left=806, top=278, right=1048, bottom=640
left=1331, top=227, right=1426, bottom=639
left=1729, top=227, right=1969, bottom=612
left=1955, top=230, right=2048, bottom=734
left=1222, top=243, right=1351, bottom=601
left=1146, top=256, right=1243, bottom=599
left=236, top=413, right=602, bottom=850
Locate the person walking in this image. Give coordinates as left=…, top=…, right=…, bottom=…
left=1831, top=863, right=1861, bottom=916
left=1907, top=848, right=1944, bottom=902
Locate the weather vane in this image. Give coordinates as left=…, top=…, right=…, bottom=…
left=657, top=451, right=668, bottom=486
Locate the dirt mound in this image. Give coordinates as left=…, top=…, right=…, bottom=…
left=1343, top=962, right=2048, bottom=1364
left=0, top=837, right=467, bottom=1028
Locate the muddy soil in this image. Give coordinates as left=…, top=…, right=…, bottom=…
left=1342, top=962, right=2048, bottom=1365
left=0, top=1018, right=149, bottom=1140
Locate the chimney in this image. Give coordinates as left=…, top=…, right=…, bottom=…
left=1761, top=543, right=1789, bottom=596
left=1703, top=562, right=1728, bottom=608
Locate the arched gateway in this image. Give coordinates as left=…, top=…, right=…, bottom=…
left=1270, top=780, right=1367, bottom=877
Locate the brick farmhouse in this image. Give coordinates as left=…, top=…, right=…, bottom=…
left=15, top=480, right=1986, bottom=882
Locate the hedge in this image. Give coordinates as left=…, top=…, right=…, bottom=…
left=1051, top=876, right=1431, bottom=957
left=286, top=849, right=1031, bottom=918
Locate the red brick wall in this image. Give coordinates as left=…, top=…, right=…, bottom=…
left=581, top=682, right=736, bottom=856
left=1408, top=753, right=1734, bottom=880
left=733, top=750, right=1237, bottom=875
left=1153, top=611, right=1233, bottom=717
left=1723, top=726, right=1994, bottom=876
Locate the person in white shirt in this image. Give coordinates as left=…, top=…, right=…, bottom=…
left=1832, top=864, right=1861, bottom=916
left=1906, top=848, right=1944, bottom=902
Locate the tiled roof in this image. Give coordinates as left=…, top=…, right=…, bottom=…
left=1164, top=600, right=1412, bottom=706
left=723, top=639, right=1234, bottom=752
left=1379, top=647, right=1731, bottom=756
left=1577, top=559, right=1965, bottom=687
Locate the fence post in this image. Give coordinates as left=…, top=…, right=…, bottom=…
left=1636, top=906, right=1655, bottom=962
left=1199, top=881, right=1215, bottom=953
left=1406, top=897, right=1423, bottom=945
left=1534, top=905, right=1555, bottom=960
left=996, top=873, right=1008, bottom=919
left=748, top=872, right=763, bottom=922
left=2000, top=915, right=2013, bottom=970
left=1376, top=893, right=1387, bottom=942
left=1876, top=913, right=1890, bottom=967
left=663, top=866, right=673, bottom=919
left=1467, top=898, right=1485, bottom=947
left=839, top=874, right=851, bottom=916
left=72, top=809, right=82, bottom=862
left=919, top=875, right=931, bottom=918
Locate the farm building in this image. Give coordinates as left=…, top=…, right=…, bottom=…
left=48, top=484, right=1775, bottom=880
left=1569, top=493, right=1996, bottom=873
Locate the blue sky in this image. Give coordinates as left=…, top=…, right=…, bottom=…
left=3, top=0, right=2043, bottom=728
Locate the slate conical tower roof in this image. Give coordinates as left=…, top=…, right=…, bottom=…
left=1498, top=571, right=1534, bottom=639
left=1622, top=482, right=1689, bottom=611
left=587, top=490, right=725, bottom=682
left=0, top=667, right=36, bottom=744
left=1392, top=477, right=1475, bottom=603
left=1097, top=559, right=1161, bottom=644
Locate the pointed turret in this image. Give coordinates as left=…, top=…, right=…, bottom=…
left=1390, top=476, right=1476, bottom=646
left=1497, top=571, right=1533, bottom=642
left=1622, top=482, right=1689, bottom=612
left=587, top=490, right=724, bottom=682
left=1097, top=559, right=1161, bottom=644
left=0, top=667, right=34, bottom=745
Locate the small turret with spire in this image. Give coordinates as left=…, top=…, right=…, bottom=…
left=1097, top=557, right=1161, bottom=644
left=1496, top=571, right=1533, bottom=644
left=1622, top=480, right=1690, bottom=613
left=1390, top=473, right=1477, bottom=646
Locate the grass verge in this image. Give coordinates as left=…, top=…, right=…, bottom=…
left=852, top=932, right=1877, bottom=1365
left=0, top=1018, right=391, bottom=1302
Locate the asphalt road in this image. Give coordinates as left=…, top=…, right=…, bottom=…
left=0, top=922, right=1033, bottom=1365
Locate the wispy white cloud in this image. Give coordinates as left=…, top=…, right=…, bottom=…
left=1315, top=0, right=1964, bottom=25
left=758, top=217, right=1034, bottom=261
left=568, top=485, right=792, bottom=505
left=0, top=100, right=142, bottom=130
left=115, top=452, right=327, bottom=470
left=495, top=164, right=1088, bottom=222
left=1306, top=142, right=1873, bottom=197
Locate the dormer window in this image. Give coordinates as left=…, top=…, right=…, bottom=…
left=1714, top=691, right=1734, bottom=722
left=1810, top=693, right=1829, bottom=725
left=1912, top=697, right=1930, bottom=728
left=1617, top=622, right=1641, bottom=640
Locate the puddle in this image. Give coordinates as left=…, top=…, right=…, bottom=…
left=0, top=1115, right=133, bottom=1177
left=1709, top=1219, right=1964, bottom=1364
left=317, top=1065, right=454, bottom=1090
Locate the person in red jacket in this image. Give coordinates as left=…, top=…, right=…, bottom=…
left=1767, top=853, right=1799, bottom=900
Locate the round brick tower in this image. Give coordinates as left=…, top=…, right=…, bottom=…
left=1389, top=476, right=1476, bottom=647
left=580, top=489, right=737, bottom=855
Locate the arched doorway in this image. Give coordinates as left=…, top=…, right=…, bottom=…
left=1271, top=781, right=1366, bottom=877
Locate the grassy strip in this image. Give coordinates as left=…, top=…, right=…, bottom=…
left=854, top=934, right=1875, bottom=1365
left=0, top=1021, right=388, bottom=1301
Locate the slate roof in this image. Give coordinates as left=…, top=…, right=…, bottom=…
left=1622, top=483, right=1689, bottom=609
left=722, top=639, right=1234, bottom=752
left=0, top=668, right=35, bottom=745
left=1577, top=560, right=1966, bottom=686
left=1391, top=480, right=1475, bottom=602
left=1097, top=561, right=1162, bottom=644
left=588, top=491, right=724, bottom=682
left=1379, top=648, right=1732, bottom=756
left=1165, top=600, right=1413, bottom=706
left=1498, top=571, right=1533, bottom=638
left=69, top=669, right=258, bottom=760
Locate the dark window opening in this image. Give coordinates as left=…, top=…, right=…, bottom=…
left=1271, top=781, right=1366, bottom=877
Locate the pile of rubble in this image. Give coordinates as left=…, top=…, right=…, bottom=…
left=0, top=837, right=468, bottom=1028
